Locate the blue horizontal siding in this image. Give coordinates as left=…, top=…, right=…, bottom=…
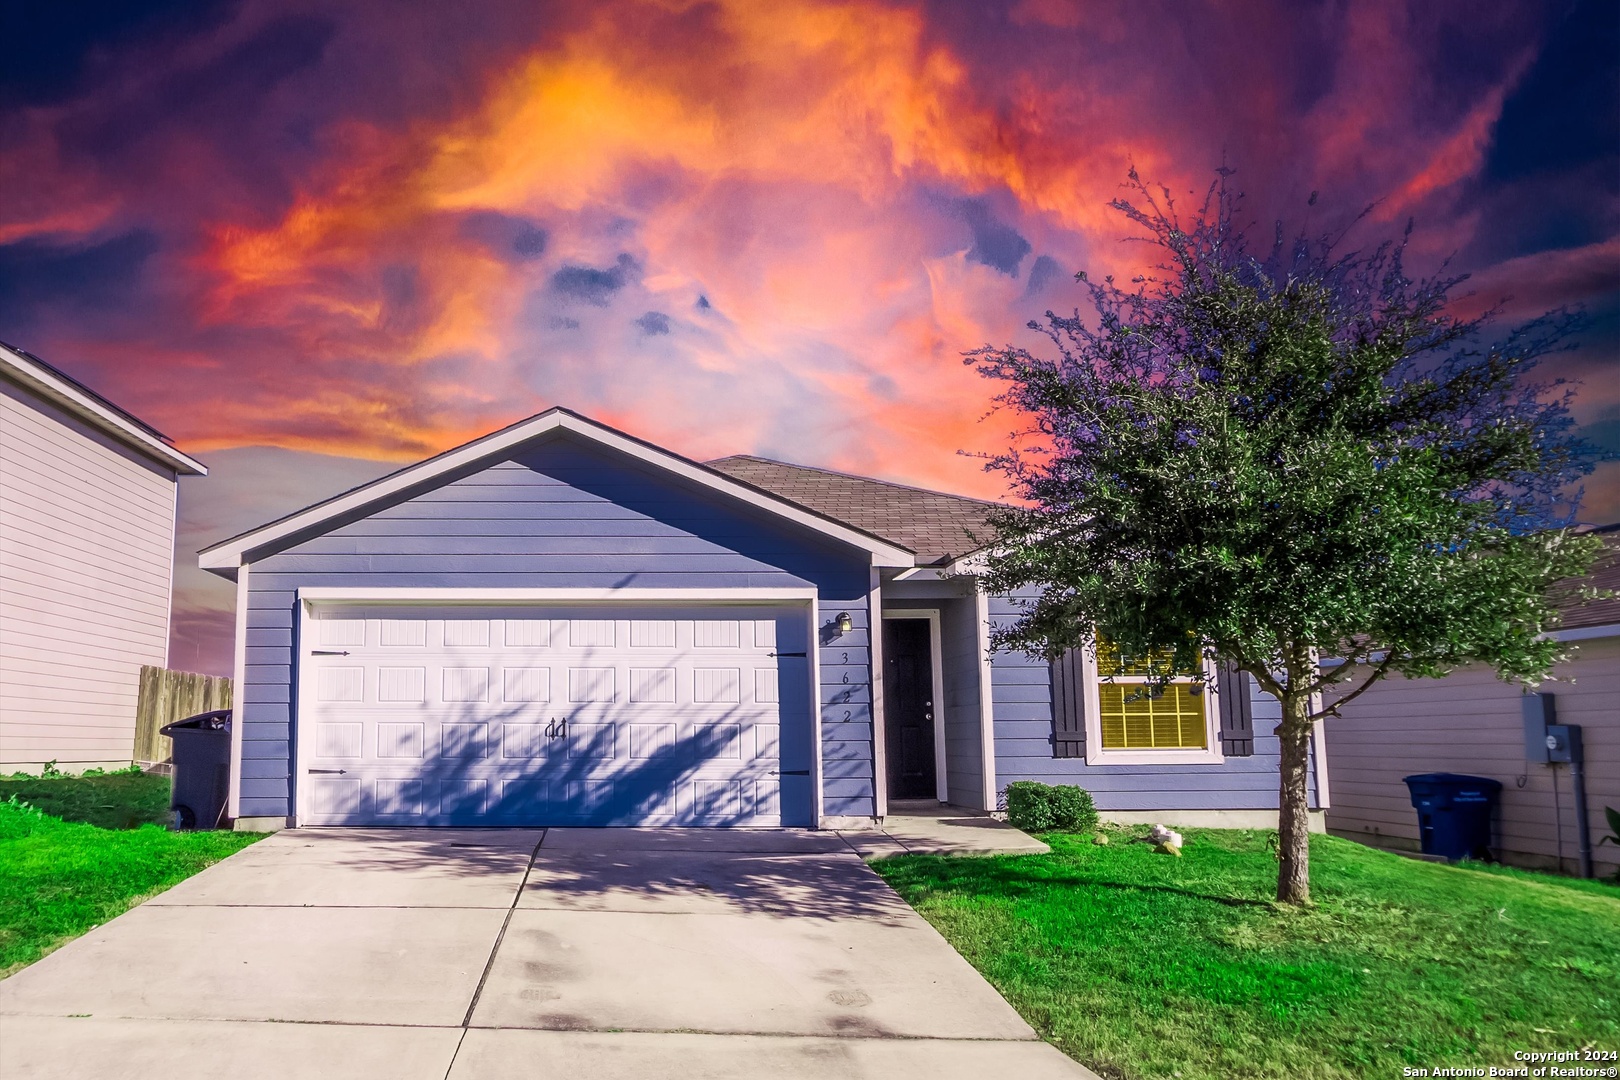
left=237, top=434, right=876, bottom=822
left=336, top=517, right=827, bottom=538
left=827, top=723, right=874, bottom=743
left=987, top=592, right=1317, bottom=813
left=826, top=704, right=873, bottom=725
left=254, top=564, right=835, bottom=587
left=239, top=777, right=287, bottom=800
left=288, top=533, right=874, bottom=559
left=824, top=777, right=876, bottom=800
left=823, top=757, right=876, bottom=780
left=818, top=593, right=874, bottom=818
left=241, top=739, right=290, bottom=759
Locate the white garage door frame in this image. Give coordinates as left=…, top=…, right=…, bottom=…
left=290, top=586, right=824, bottom=828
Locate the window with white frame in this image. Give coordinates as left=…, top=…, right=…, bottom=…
left=1080, top=636, right=1223, bottom=765
left=1094, top=637, right=1209, bottom=750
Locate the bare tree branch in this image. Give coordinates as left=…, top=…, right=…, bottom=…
left=1309, top=652, right=1400, bottom=721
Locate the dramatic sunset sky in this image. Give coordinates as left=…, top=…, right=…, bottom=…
left=3, top=0, right=1616, bottom=674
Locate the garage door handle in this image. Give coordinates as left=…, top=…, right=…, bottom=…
left=310, top=650, right=350, bottom=656
left=776, top=769, right=810, bottom=776
left=769, top=651, right=807, bottom=658
left=309, top=769, right=347, bottom=774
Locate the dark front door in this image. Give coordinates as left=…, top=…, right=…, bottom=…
left=883, top=618, right=937, bottom=800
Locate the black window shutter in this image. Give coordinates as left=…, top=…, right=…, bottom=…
left=1217, top=663, right=1255, bottom=756
left=1049, top=649, right=1086, bottom=758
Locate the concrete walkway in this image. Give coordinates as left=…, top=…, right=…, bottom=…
left=0, top=827, right=1094, bottom=1079
left=842, top=801, right=1053, bottom=858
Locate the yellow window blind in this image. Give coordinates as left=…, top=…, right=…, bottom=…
left=1095, top=638, right=1209, bottom=750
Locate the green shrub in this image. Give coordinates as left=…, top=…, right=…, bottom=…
left=1047, top=784, right=1099, bottom=832
left=1005, top=781, right=1056, bottom=831
left=1004, top=781, right=1097, bottom=833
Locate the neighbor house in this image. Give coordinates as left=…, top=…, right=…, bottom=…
left=0, top=341, right=207, bottom=771
left=1323, top=527, right=1619, bottom=878
left=199, top=408, right=1324, bottom=831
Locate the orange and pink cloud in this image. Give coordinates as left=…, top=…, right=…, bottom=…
left=0, top=0, right=1613, bottom=673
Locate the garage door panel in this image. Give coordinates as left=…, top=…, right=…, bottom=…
left=494, top=778, right=544, bottom=816
left=378, top=722, right=425, bottom=759
left=299, top=603, right=801, bottom=826
left=567, top=667, right=615, bottom=702
left=504, top=618, right=552, bottom=647
left=568, top=619, right=615, bottom=647
left=316, top=667, right=364, bottom=702
left=440, top=722, right=490, bottom=760
left=442, top=779, right=491, bottom=819
left=318, top=619, right=366, bottom=647
left=308, top=777, right=366, bottom=818
left=615, top=781, right=677, bottom=826
left=691, top=779, right=744, bottom=823
left=694, top=722, right=742, bottom=759
left=754, top=779, right=781, bottom=819
left=628, top=722, right=676, bottom=759
left=375, top=778, right=426, bottom=818
left=500, top=723, right=553, bottom=759
left=567, top=722, right=616, bottom=760
left=443, top=619, right=491, bottom=647
left=378, top=667, right=427, bottom=703
left=314, top=721, right=362, bottom=759
left=628, top=667, right=676, bottom=702
left=379, top=618, right=427, bottom=646
left=502, top=667, right=551, bottom=702
left=442, top=667, right=491, bottom=702
left=755, top=723, right=780, bottom=759
left=550, top=779, right=627, bottom=822
left=630, top=620, right=676, bottom=647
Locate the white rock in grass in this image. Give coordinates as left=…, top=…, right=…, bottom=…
left=1147, top=823, right=1184, bottom=852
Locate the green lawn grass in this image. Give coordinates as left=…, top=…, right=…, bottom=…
left=873, top=828, right=1619, bottom=1080
left=0, top=774, right=262, bottom=976
left=0, top=770, right=174, bottom=829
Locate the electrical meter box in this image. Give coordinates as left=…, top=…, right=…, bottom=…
left=1544, top=723, right=1582, bottom=765
left=1522, top=692, right=1556, bottom=764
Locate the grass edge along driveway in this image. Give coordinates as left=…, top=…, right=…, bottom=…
left=873, top=828, right=1619, bottom=1080
left=1, top=773, right=262, bottom=976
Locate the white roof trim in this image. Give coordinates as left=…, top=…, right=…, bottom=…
left=0, top=344, right=207, bottom=475
left=200, top=409, right=914, bottom=570
left=940, top=551, right=990, bottom=577
left=1548, top=622, right=1620, bottom=642
left=1319, top=621, right=1620, bottom=667
left=297, top=586, right=818, bottom=604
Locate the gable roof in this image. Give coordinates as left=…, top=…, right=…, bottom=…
left=0, top=341, right=206, bottom=476
left=706, top=455, right=1000, bottom=565
left=198, top=408, right=915, bottom=572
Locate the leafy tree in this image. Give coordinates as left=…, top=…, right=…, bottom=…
left=968, top=171, right=1604, bottom=904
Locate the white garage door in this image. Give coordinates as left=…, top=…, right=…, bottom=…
left=297, top=604, right=802, bottom=827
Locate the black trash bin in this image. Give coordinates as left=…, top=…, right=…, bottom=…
left=1402, top=772, right=1502, bottom=862
left=161, top=709, right=231, bottom=830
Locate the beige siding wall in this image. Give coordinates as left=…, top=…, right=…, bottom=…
left=1325, top=637, right=1620, bottom=878
left=0, top=378, right=178, bottom=767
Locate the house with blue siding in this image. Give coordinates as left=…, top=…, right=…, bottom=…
left=199, top=408, right=1325, bottom=831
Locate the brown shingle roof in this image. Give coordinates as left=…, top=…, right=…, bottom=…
left=1556, top=524, right=1620, bottom=630
left=705, top=455, right=1001, bottom=565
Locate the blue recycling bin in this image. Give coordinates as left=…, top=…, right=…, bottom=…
left=1402, top=773, right=1502, bottom=862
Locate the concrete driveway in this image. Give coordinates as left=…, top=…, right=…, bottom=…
left=0, top=828, right=1095, bottom=1079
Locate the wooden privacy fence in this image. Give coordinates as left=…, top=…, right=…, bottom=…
left=133, top=666, right=233, bottom=764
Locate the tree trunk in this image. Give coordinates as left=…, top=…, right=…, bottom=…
left=1275, top=694, right=1314, bottom=905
